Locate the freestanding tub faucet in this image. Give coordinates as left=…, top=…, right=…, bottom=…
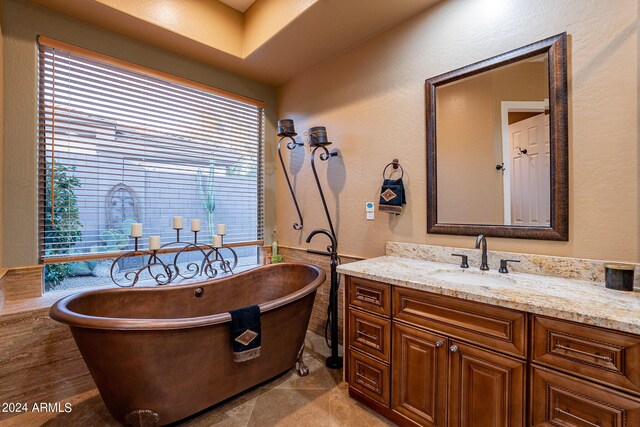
left=305, top=128, right=342, bottom=370
left=475, top=234, right=489, bottom=270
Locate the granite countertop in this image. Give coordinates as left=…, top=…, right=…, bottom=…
left=337, top=256, right=640, bottom=335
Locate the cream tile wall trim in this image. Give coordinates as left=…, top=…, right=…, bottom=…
left=4, top=265, right=43, bottom=302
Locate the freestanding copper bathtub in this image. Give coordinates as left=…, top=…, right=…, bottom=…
left=50, top=263, right=325, bottom=426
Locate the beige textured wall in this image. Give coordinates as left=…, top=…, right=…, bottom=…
left=244, top=0, right=317, bottom=55
left=2, top=0, right=277, bottom=267
left=437, top=73, right=499, bottom=224
left=32, top=0, right=245, bottom=57
left=437, top=60, right=547, bottom=225
left=277, top=0, right=639, bottom=262
left=93, top=0, right=244, bottom=55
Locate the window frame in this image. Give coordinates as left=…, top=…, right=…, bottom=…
left=37, top=36, right=265, bottom=268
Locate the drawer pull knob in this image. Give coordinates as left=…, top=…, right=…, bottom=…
left=435, top=341, right=444, bottom=348
left=554, top=407, right=601, bottom=427
left=357, top=330, right=379, bottom=342
left=554, top=343, right=613, bottom=363
left=450, top=345, right=459, bottom=353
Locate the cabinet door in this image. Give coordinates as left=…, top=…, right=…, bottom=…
left=448, top=341, right=525, bottom=427
left=392, top=322, right=448, bottom=426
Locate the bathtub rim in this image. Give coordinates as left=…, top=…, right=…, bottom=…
left=49, top=262, right=325, bottom=331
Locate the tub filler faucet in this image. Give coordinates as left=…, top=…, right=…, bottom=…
left=304, top=126, right=343, bottom=370
left=306, top=228, right=342, bottom=369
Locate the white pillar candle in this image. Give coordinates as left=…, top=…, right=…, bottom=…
left=172, top=216, right=184, bottom=229
left=212, top=235, right=223, bottom=248
left=130, top=223, right=143, bottom=237
left=217, top=223, right=226, bottom=235
left=149, top=236, right=161, bottom=250
left=191, top=219, right=201, bottom=232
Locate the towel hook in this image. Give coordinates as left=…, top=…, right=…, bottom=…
left=383, top=159, right=404, bottom=180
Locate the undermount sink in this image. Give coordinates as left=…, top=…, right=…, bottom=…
left=428, top=269, right=517, bottom=287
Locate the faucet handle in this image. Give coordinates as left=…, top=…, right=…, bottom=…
left=451, top=254, right=469, bottom=269
left=498, top=259, right=520, bottom=274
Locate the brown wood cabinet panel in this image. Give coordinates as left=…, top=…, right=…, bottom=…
left=532, top=315, right=640, bottom=395
left=344, top=275, right=640, bottom=427
left=392, top=322, right=448, bottom=427
left=393, top=287, right=527, bottom=358
left=348, top=276, right=391, bottom=317
left=531, top=366, right=640, bottom=427
left=349, top=308, right=391, bottom=362
left=448, top=340, right=525, bottom=427
left=348, top=349, right=390, bottom=407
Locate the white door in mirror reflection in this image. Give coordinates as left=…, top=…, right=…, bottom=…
left=508, top=114, right=550, bottom=226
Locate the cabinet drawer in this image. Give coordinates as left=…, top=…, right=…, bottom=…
left=532, top=316, right=640, bottom=395
left=531, top=366, right=640, bottom=427
left=393, top=287, right=527, bottom=358
left=348, top=349, right=390, bottom=407
left=348, top=308, right=391, bottom=362
left=347, top=276, right=391, bottom=317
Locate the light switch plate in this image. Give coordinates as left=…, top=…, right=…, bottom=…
left=366, top=202, right=375, bottom=220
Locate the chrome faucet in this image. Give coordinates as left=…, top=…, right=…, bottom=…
left=475, top=234, right=489, bottom=270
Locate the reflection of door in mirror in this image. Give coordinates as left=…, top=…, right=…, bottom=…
left=505, top=111, right=550, bottom=226
left=435, top=54, right=550, bottom=226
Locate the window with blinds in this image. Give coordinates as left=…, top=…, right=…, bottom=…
left=38, top=37, right=264, bottom=291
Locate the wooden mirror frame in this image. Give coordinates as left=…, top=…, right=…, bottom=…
left=426, top=33, right=568, bottom=241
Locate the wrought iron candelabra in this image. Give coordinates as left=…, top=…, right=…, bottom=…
left=277, top=119, right=304, bottom=230
left=109, top=228, right=238, bottom=287
left=277, top=119, right=342, bottom=369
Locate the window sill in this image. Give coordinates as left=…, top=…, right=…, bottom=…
left=0, top=263, right=260, bottom=318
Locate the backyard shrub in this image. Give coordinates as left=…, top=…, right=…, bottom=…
left=43, top=162, right=83, bottom=289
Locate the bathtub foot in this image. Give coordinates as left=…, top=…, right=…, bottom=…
left=295, top=343, right=310, bottom=376
left=125, top=409, right=159, bottom=427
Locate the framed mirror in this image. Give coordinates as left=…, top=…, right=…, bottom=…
left=426, top=33, right=568, bottom=241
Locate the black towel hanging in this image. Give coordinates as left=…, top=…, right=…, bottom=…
left=229, top=305, right=262, bottom=362
left=379, top=159, right=406, bottom=215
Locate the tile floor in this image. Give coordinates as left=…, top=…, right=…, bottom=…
left=2, top=333, right=395, bottom=427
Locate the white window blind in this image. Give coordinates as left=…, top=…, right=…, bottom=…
left=38, top=37, right=264, bottom=262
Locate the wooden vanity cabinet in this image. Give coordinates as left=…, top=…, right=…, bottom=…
left=345, top=275, right=640, bottom=427
left=345, top=276, right=526, bottom=426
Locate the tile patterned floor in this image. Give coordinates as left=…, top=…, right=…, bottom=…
left=1, top=333, right=395, bottom=427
